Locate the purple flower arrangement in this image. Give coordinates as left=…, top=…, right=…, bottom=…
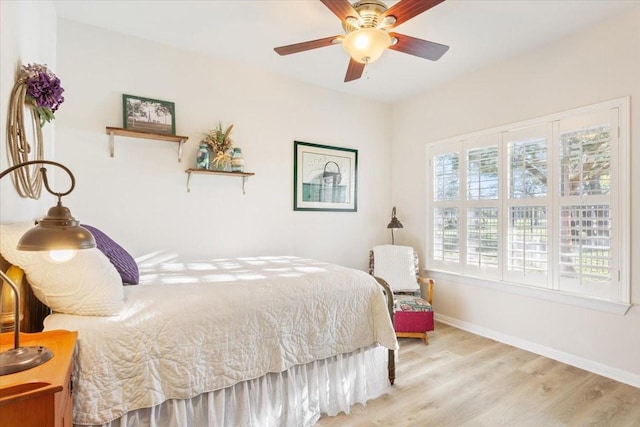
left=21, top=63, right=64, bottom=125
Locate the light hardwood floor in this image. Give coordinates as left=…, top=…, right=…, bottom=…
left=317, top=322, right=640, bottom=427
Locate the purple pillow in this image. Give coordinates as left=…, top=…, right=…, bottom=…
left=81, top=224, right=139, bottom=285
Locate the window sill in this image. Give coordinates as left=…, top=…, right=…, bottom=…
left=425, top=269, right=631, bottom=315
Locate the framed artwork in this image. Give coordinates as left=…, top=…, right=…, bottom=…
left=122, top=94, right=175, bottom=135
left=294, top=141, right=358, bottom=212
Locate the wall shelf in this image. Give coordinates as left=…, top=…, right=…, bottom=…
left=185, top=168, right=255, bottom=194
left=105, top=127, right=188, bottom=161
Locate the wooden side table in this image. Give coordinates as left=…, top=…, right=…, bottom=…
left=0, top=330, right=77, bottom=427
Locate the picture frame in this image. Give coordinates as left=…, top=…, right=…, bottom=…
left=294, top=141, right=358, bottom=212
left=122, top=94, right=175, bottom=135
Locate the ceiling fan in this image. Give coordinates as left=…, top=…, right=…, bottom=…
left=274, top=0, right=449, bottom=82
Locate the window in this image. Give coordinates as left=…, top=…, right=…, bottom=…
left=426, top=98, right=630, bottom=306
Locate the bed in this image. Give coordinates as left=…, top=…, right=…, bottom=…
left=0, top=222, right=397, bottom=427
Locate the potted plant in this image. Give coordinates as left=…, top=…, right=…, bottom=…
left=202, top=122, right=233, bottom=171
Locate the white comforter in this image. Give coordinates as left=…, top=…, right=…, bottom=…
left=44, top=256, right=397, bottom=425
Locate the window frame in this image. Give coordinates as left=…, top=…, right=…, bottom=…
left=425, top=97, right=630, bottom=313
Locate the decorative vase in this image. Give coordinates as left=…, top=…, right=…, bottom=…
left=196, top=143, right=210, bottom=169
left=231, top=148, right=244, bottom=172
left=210, top=150, right=231, bottom=171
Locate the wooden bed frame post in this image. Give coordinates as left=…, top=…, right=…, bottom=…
left=1, top=256, right=49, bottom=333
left=374, top=276, right=395, bottom=385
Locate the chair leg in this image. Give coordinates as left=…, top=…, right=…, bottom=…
left=395, top=331, right=429, bottom=345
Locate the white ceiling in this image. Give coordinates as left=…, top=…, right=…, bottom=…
left=53, top=0, right=638, bottom=104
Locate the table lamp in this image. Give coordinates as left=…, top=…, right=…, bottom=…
left=0, top=160, right=95, bottom=375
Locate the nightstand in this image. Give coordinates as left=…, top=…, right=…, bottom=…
left=0, top=330, right=77, bottom=427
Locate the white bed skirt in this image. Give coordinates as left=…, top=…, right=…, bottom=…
left=82, top=345, right=389, bottom=427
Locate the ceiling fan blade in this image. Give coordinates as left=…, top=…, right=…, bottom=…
left=274, top=36, right=340, bottom=56
left=320, top=0, right=360, bottom=22
left=344, top=58, right=365, bottom=82
left=388, top=32, right=449, bottom=61
left=380, top=0, right=445, bottom=28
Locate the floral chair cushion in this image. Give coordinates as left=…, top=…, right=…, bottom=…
left=395, top=295, right=433, bottom=312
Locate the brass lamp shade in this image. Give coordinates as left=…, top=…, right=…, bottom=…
left=17, top=202, right=96, bottom=251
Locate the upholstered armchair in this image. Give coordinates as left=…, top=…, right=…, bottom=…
left=370, top=245, right=434, bottom=344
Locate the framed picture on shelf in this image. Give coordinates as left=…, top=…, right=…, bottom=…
left=122, top=94, right=175, bottom=135
left=294, top=140, right=358, bottom=212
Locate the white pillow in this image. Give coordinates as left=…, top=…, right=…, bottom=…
left=372, top=245, right=420, bottom=292
left=0, top=222, right=124, bottom=316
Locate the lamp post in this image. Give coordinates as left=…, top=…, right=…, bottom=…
left=387, top=206, right=403, bottom=245
left=0, top=160, right=95, bottom=375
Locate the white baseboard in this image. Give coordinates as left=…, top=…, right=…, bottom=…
left=435, top=313, right=640, bottom=389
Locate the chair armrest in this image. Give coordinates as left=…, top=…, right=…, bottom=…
left=418, top=277, right=434, bottom=305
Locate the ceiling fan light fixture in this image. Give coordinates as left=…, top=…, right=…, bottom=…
left=342, top=28, right=391, bottom=64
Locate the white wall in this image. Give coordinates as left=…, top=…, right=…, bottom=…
left=54, top=19, right=393, bottom=270
left=0, top=1, right=57, bottom=222
left=391, top=8, right=640, bottom=385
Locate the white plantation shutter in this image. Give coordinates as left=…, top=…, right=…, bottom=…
left=559, top=124, right=611, bottom=198
left=505, top=124, right=551, bottom=286
left=556, top=109, right=616, bottom=299
left=464, top=136, right=501, bottom=278
left=559, top=205, right=611, bottom=285
left=467, top=146, right=499, bottom=201
left=508, top=136, right=547, bottom=199
left=433, top=208, right=459, bottom=263
left=431, top=149, right=461, bottom=267
left=426, top=98, right=629, bottom=306
left=506, top=205, right=549, bottom=287
left=467, top=207, right=499, bottom=269
left=433, top=153, right=459, bottom=201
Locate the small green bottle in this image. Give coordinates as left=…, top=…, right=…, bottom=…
left=231, top=148, right=244, bottom=172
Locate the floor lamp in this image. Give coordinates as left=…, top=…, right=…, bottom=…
left=387, top=206, right=403, bottom=245
left=0, top=160, right=95, bottom=375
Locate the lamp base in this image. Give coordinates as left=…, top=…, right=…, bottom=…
left=0, top=346, right=53, bottom=375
